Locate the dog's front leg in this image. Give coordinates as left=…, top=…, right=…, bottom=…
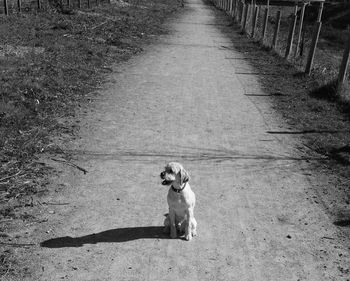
left=168, top=209, right=177, bottom=239
left=185, top=208, right=194, bottom=241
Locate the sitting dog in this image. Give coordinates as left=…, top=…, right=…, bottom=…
left=160, top=162, right=197, bottom=241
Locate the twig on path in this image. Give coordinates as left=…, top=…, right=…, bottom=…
left=321, top=236, right=335, bottom=240
left=50, top=158, right=88, bottom=174
left=91, top=20, right=109, bottom=30
left=0, top=219, right=13, bottom=223
left=267, top=130, right=350, bottom=135
left=0, top=242, right=36, bottom=247
left=42, top=201, right=70, bottom=206
left=0, top=171, right=22, bottom=183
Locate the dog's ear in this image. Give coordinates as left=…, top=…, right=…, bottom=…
left=180, top=167, right=190, bottom=184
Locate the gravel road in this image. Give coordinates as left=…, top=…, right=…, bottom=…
left=29, top=0, right=350, bottom=280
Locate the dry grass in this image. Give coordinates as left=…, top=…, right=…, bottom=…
left=212, top=2, right=350, bottom=238
left=0, top=0, right=180, bottom=276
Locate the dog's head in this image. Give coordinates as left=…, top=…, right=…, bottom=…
left=160, top=162, right=190, bottom=186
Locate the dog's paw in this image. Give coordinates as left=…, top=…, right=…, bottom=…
left=184, top=234, right=192, bottom=241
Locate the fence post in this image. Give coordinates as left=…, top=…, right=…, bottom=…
left=305, top=2, right=324, bottom=74
left=251, top=5, right=259, bottom=38
left=17, top=0, right=21, bottom=12
left=242, top=3, right=249, bottom=32
left=285, top=4, right=298, bottom=58
left=234, top=0, right=238, bottom=19
left=37, top=0, right=41, bottom=10
left=4, top=0, right=8, bottom=15
left=294, top=2, right=306, bottom=57
left=272, top=10, right=281, bottom=49
left=337, top=33, right=350, bottom=93
left=240, top=2, right=245, bottom=25
left=261, top=0, right=270, bottom=44
left=78, top=0, right=81, bottom=8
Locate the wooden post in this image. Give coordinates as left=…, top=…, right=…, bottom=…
left=242, top=4, right=250, bottom=32
left=67, top=0, right=70, bottom=7
left=251, top=5, right=259, bottom=38
left=305, top=2, right=324, bottom=74
left=17, top=0, right=21, bottom=12
left=305, top=21, right=322, bottom=74
left=285, top=4, right=298, bottom=58
left=261, top=0, right=270, bottom=44
left=316, top=1, right=324, bottom=21
left=234, top=0, right=238, bottom=19
left=272, top=10, right=281, bottom=49
left=3, top=0, right=8, bottom=15
left=337, top=33, right=350, bottom=92
left=230, top=0, right=233, bottom=16
left=295, top=2, right=306, bottom=57
left=78, top=0, right=81, bottom=8
left=242, top=3, right=249, bottom=32
left=240, top=2, right=245, bottom=24
left=37, top=0, right=41, bottom=10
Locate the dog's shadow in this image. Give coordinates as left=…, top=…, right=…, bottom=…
left=40, top=226, right=168, bottom=248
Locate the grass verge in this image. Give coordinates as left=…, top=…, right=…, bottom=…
left=211, top=3, right=350, bottom=239
left=0, top=0, right=180, bottom=276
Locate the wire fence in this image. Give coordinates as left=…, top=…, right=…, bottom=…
left=212, top=0, right=350, bottom=96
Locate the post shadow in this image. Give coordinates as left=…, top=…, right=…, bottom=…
left=40, top=226, right=167, bottom=248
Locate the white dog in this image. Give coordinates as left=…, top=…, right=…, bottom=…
left=160, top=162, right=197, bottom=241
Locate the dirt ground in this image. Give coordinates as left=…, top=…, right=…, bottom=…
left=1, top=0, right=350, bottom=280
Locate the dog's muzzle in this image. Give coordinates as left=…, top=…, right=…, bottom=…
left=160, top=171, right=173, bottom=185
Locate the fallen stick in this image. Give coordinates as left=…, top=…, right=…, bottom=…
left=50, top=158, right=88, bottom=174
left=0, top=242, right=35, bottom=247
left=42, top=202, right=70, bottom=205
left=0, top=171, right=22, bottom=183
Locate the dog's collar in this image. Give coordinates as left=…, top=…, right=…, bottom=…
left=171, top=183, right=186, bottom=193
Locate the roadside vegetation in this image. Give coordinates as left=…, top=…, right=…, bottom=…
left=212, top=0, right=350, bottom=237
left=0, top=0, right=180, bottom=276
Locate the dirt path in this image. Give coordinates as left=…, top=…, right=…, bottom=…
left=23, top=0, right=350, bottom=280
